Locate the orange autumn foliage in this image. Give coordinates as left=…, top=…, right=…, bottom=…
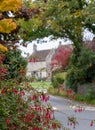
left=0, top=0, right=22, bottom=12
left=0, top=44, right=8, bottom=52
left=0, top=19, right=17, bottom=34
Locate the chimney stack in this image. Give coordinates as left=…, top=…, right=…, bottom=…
left=33, top=44, right=37, bottom=52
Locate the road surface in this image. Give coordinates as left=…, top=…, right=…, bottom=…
left=48, top=95, right=95, bottom=130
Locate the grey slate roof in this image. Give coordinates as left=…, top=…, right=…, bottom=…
left=31, top=49, right=51, bottom=61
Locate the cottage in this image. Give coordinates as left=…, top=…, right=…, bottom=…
left=26, top=44, right=55, bottom=80
left=26, top=42, right=73, bottom=80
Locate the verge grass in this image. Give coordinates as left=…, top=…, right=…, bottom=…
left=21, top=81, right=52, bottom=90
left=48, top=87, right=95, bottom=105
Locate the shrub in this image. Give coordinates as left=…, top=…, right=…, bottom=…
left=3, top=49, right=27, bottom=82
left=85, top=88, right=95, bottom=102
left=0, top=81, right=63, bottom=130
left=51, top=72, right=66, bottom=88
left=74, top=94, right=85, bottom=102
left=0, top=52, right=64, bottom=130
left=65, top=47, right=95, bottom=92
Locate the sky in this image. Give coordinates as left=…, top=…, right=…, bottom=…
left=19, top=37, right=71, bottom=57
left=19, top=30, right=94, bottom=57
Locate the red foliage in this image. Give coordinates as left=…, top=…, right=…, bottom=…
left=51, top=45, right=72, bottom=70
left=0, top=54, right=7, bottom=80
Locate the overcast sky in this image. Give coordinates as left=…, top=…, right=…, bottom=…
left=19, top=37, right=71, bottom=57
left=19, top=30, right=94, bottom=57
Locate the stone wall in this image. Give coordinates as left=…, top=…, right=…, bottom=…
left=77, top=83, right=95, bottom=95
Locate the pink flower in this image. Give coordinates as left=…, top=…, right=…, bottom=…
left=90, top=121, right=93, bottom=126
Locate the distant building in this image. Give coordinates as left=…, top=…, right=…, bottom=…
left=26, top=42, right=73, bottom=80
left=26, top=44, right=55, bottom=80
left=26, top=38, right=95, bottom=80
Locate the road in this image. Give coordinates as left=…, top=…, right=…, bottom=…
left=48, top=95, right=95, bottom=130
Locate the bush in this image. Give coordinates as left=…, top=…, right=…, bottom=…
left=65, top=67, right=85, bottom=92
left=3, top=49, right=27, bottom=82
left=74, top=94, right=85, bottom=102
left=85, top=88, right=95, bottom=102
left=51, top=72, right=66, bottom=88
left=65, top=47, right=95, bottom=92
left=0, top=52, right=64, bottom=130
left=0, top=81, right=63, bottom=130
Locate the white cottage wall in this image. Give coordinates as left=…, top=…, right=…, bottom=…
left=26, top=61, right=47, bottom=78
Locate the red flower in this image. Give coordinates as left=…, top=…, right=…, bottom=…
left=1, top=89, right=5, bottom=94
left=9, top=125, right=13, bottom=130
left=6, top=118, right=10, bottom=125
left=46, top=111, right=51, bottom=120
left=52, top=122, right=57, bottom=129
left=12, top=88, right=18, bottom=94
left=25, top=113, right=33, bottom=123
left=40, top=94, right=46, bottom=102
left=31, top=113, right=35, bottom=119
left=71, top=95, right=75, bottom=100
left=26, top=113, right=31, bottom=119
left=20, top=90, right=25, bottom=96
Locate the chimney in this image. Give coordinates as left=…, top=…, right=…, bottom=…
left=33, top=44, right=37, bottom=52
left=58, top=41, right=62, bottom=47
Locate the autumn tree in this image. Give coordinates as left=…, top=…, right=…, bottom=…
left=51, top=45, right=73, bottom=71
left=0, top=0, right=23, bottom=87
left=0, top=1, right=66, bottom=130
left=1, top=0, right=94, bottom=58
left=0, top=0, right=42, bottom=49
left=0, top=0, right=22, bottom=47
left=17, top=0, right=95, bottom=92
left=18, top=0, right=95, bottom=57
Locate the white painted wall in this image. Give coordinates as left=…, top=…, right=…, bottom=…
left=26, top=61, right=47, bottom=78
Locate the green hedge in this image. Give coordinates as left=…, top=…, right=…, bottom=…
left=51, top=72, right=66, bottom=88
left=65, top=47, right=95, bottom=92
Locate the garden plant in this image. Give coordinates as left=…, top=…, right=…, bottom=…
left=1, top=0, right=95, bottom=129
left=0, top=0, right=69, bottom=129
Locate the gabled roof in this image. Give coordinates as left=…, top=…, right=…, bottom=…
left=29, top=44, right=73, bottom=62
left=30, top=49, right=51, bottom=61
left=84, top=39, right=95, bottom=52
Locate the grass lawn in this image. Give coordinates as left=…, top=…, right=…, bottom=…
left=21, top=81, right=52, bottom=91
left=31, top=81, right=52, bottom=89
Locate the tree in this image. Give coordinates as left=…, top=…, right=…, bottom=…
left=0, top=1, right=66, bottom=130
left=0, top=0, right=42, bottom=48
left=18, top=0, right=95, bottom=93
left=51, top=45, right=72, bottom=71
left=66, top=47, right=95, bottom=92
left=0, top=0, right=22, bottom=47
left=18, top=0, right=95, bottom=57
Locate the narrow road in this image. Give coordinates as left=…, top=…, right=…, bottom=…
left=48, top=95, right=95, bottom=130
